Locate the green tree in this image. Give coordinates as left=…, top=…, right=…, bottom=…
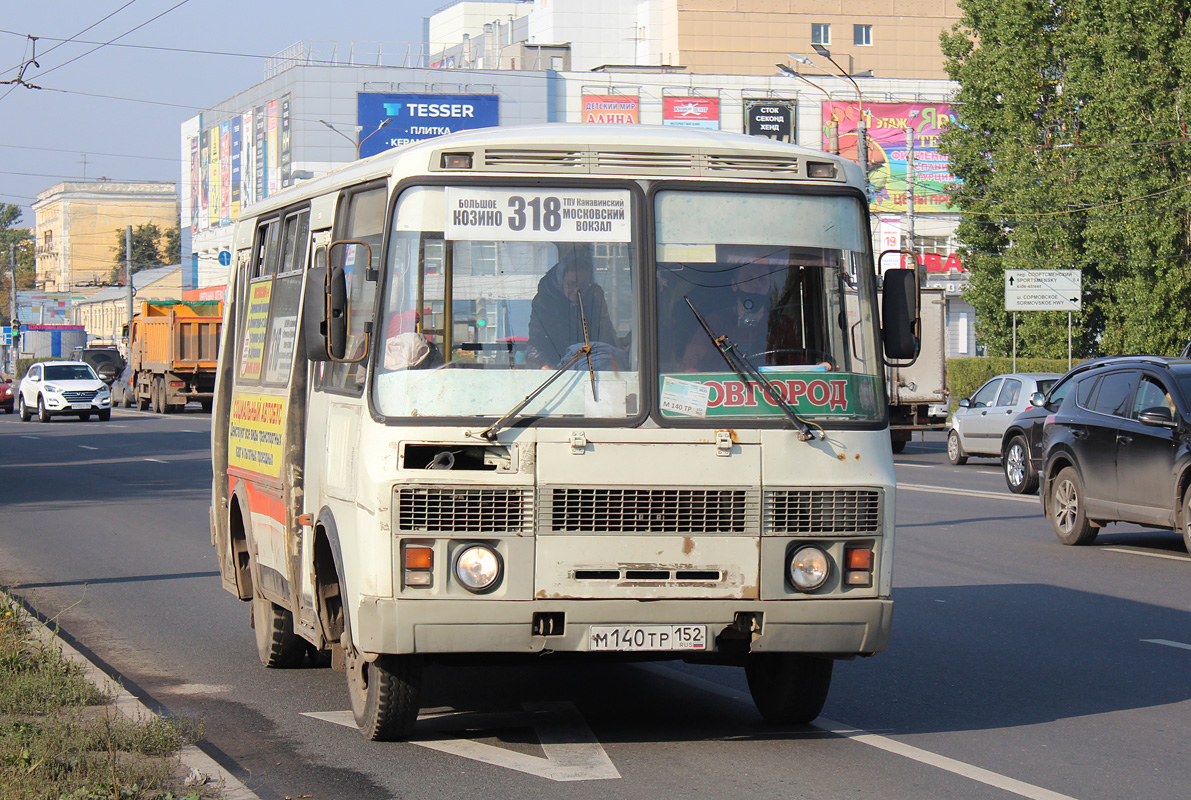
left=110, top=223, right=180, bottom=283
left=940, top=0, right=1191, bottom=357
left=0, top=203, right=34, bottom=326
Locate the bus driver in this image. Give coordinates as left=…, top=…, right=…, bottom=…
left=526, top=244, right=622, bottom=369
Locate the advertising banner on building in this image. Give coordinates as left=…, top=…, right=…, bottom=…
left=189, top=136, right=200, bottom=235
left=356, top=93, right=500, bottom=158
left=663, top=96, right=719, bottom=129
left=267, top=100, right=279, bottom=197
left=822, top=102, right=959, bottom=213
left=280, top=94, right=292, bottom=189
left=220, top=121, right=231, bottom=226
left=582, top=95, right=639, bottom=124
left=254, top=105, right=266, bottom=203
left=744, top=99, right=796, bottom=143
left=231, top=116, right=242, bottom=219
left=206, top=129, right=218, bottom=227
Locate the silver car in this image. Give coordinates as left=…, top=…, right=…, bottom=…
left=947, top=372, right=1060, bottom=465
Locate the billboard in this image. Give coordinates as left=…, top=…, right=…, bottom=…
left=582, top=95, right=639, bottom=124
left=663, top=96, right=719, bottom=129
left=188, top=93, right=292, bottom=231
left=744, top=99, right=796, bottom=143
left=356, top=93, right=500, bottom=158
left=822, top=102, right=959, bottom=213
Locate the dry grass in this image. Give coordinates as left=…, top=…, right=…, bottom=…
left=0, top=590, right=225, bottom=800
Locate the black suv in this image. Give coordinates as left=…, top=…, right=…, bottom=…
left=69, top=345, right=125, bottom=386
left=1039, top=355, right=1191, bottom=551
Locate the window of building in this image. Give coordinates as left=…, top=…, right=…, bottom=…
left=44, top=230, right=52, bottom=247
left=812, top=24, right=830, bottom=46
left=854, top=24, right=873, bottom=46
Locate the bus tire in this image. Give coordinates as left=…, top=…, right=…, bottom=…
left=252, top=593, right=306, bottom=668
left=745, top=653, right=833, bottom=725
left=345, top=633, right=421, bottom=740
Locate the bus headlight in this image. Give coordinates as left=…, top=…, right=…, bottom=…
left=787, top=545, right=830, bottom=591
left=454, top=545, right=502, bottom=593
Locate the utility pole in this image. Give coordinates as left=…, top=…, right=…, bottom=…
left=125, top=226, right=133, bottom=348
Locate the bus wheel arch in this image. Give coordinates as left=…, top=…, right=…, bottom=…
left=228, top=493, right=253, bottom=601
left=312, top=513, right=347, bottom=653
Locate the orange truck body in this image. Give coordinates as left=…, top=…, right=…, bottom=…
left=128, top=300, right=223, bottom=412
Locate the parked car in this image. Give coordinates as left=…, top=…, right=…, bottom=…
left=947, top=372, right=1061, bottom=466
left=17, top=361, right=112, bottom=422
left=1039, top=355, right=1191, bottom=551
left=0, top=372, right=13, bottom=414
left=999, top=367, right=1085, bottom=494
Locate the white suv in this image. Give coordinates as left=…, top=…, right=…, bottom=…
left=18, top=361, right=112, bottom=422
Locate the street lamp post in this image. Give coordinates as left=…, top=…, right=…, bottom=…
left=776, top=59, right=840, bottom=154
left=810, top=44, right=868, bottom=185
left=356, top=117, right=392, bottom=158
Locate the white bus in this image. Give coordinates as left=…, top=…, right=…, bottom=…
left=210, top=124, right=919, bottom=740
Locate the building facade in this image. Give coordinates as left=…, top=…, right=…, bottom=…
left=32, top=181, right=179, bottom=294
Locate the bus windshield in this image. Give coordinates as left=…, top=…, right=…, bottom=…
left=654, top=189, right=883, bottom=423
left=373, top=185, right=639, bottom=420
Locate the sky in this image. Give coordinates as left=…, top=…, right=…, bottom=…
left=0, top=0, right=443, bottom=227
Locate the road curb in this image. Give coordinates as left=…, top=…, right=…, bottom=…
left=23, top=608, right=262, bottom=800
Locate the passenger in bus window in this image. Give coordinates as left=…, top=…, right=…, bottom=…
left=679, top=259, right=823, bottom=372
left=527, top=244, right=622, bottom=369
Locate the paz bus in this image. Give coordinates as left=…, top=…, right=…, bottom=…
left=210, top=123, right=919, bottom=740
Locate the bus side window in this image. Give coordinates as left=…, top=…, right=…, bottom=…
left=326, top=185, right=386, bottom=394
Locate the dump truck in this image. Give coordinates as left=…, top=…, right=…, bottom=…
left=128, top=300, right=222, bottom=413
left=887, top=286, right=948, bottom=451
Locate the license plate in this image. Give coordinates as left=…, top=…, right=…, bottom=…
left=589, top=625, right=706, bottom=652
left=71, top=403, right=91, bottom=410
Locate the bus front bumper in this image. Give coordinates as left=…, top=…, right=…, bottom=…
left=354, top=597, right=893, bottom=658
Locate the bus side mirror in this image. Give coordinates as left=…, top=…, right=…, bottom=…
left=881, top=266, right=920, bottom=365
left=303, top=265, right=332, bottom=361
left=327, top=264, right=349, bottom=359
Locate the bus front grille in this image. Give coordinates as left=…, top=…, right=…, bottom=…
left=542, top=487, right=757, bottom=534
left=764, top=489, right=882, bottom=535
left=394, top=486, right=533, bottom=534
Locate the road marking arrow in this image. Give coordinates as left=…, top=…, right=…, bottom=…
left=302, top=700, right=620, bottom=782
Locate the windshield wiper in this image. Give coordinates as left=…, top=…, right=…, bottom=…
left=471, top=290, right=598, bottom=442
left=684, top=297, right=821, bottom=442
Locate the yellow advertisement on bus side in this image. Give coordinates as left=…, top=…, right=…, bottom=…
left=229, top=392, right=286, bottom=479
left=239, top=279, right=272, bottom=379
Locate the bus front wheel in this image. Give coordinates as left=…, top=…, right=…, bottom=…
left=745, top=653, right=833, bottom=724
left=345, top=633, right=422, bottom=740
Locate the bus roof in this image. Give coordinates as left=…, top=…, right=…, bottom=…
left=235, top=123, right=864, bottom=220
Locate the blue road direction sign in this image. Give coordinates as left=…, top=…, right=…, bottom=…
left=2, top=326, right=9, bottom=346
left=218, top=250, right=232, bottom=267
left=1005, top=269, right=1082, bottom=311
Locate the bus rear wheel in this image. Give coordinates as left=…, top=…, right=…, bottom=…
left=745, top=653, right=833, bottom=724
left=344, top=632, right=421, bottom=741
left=251, top=594, right=305, bottom=668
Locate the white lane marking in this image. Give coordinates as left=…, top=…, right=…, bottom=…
left=20, top=435, right=38, bottom=439
left=79, top=445, right=99, bottom=451
left=894, top=462, right=935, bottom=468
left=639, top=664, right=1078, bottom=800
left=304, top=701, right=620, bottom=782
left=144, top=458, right=168, bottom=464
left=898, top=482, right=1038, bottom=504
left=1142, top=638, right=1191, bottom=651
left=1102, top=548, right=1191, bottom=563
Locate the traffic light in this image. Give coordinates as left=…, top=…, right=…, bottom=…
left=11, top=319, right=19, bottom=347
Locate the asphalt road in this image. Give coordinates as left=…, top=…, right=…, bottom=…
left=1, top=412, right=1189, bottom=800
